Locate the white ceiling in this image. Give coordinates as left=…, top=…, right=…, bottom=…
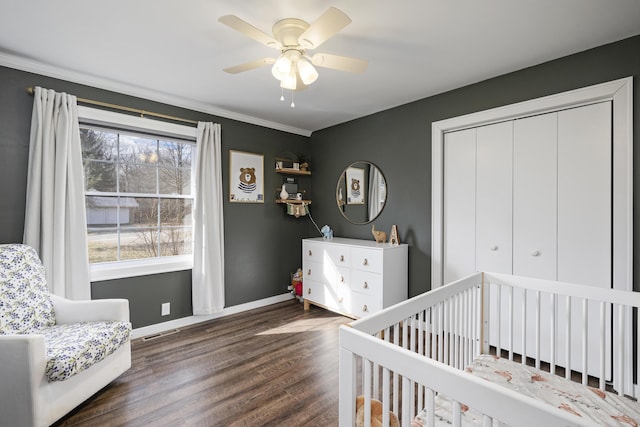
left=1, top=1, right=639, bottom=136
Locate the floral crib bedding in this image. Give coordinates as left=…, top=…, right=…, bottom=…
left=412, top=354, right=640, bottom=426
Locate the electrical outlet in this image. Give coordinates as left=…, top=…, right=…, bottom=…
left=161, top=302, right=170, bottom=316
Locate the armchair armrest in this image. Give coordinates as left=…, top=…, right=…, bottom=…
left=50, top=295, right=130, bottom=324
left=0, top=335, right=47, bottom=426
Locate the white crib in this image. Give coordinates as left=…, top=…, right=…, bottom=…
left=339, top=272, right=640, bottom=426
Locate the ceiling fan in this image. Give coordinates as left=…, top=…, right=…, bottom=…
left=219, top=7, right=368, bottom=97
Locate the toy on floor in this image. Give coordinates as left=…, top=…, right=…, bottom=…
left=288, top=268, right=303, bottom=302
left=355, top=395, right=399, bottom=427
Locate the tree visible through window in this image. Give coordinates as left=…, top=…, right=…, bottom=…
left=80, top=125, right=195, bottom=264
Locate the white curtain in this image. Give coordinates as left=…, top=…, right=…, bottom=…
left=23, top=87, right=91, bottom=299
left=192, top=122, right=225, bottom=314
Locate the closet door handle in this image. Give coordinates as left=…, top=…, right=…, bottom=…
left=530, top=250, right=541, bottom=257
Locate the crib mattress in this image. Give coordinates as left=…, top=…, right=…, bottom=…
left=412, top=354, right=640, bottom=426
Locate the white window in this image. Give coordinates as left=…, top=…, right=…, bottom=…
left=78, top=107, right=198, bottom=281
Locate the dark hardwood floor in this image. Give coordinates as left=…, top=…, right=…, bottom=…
left=53, top=300, right=350, bottom=427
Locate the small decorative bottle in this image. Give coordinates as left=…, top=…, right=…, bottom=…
left=279, top=184, right=289, bottom=201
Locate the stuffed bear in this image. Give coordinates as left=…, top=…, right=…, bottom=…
left=355, top=395, right=399, bottom=427
left=238, top=167, right=257, bottom=193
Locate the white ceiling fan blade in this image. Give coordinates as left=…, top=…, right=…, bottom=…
left=223, top=57, right=276, bottom=74
left=219, top=15, right=281, bottom=49
left=298, top=7, right=351, bottom=49
left=311, top=53, right=368, bottom=73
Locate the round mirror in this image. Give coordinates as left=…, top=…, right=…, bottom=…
left=336, top=161, right=387, bottom=224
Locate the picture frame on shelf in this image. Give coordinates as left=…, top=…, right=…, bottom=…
left=229, top=150, right=264, bottom=203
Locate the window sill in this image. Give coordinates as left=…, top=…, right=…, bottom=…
left=90, top=255, right=193, bottom=282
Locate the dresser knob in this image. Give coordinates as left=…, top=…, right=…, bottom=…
left=340, top=276, right=345, bottom=283
left=363, top=258, right=368, bottom=266
left=307, top=269, right=311, bottom=276
left=307, top=288, right=311, bottom=294
left=362, top=305, right=368, bottom=312
left=363, top=282, right=368, bottom=289
left=340, top=255, right=344, bottom=262
left=338, top=297, right=344, bottom=303
left=308, top=250, right=312, bottom=256
left=531, top=250, right=541, bottom=257
left=490, top=245, right=498, bottom=251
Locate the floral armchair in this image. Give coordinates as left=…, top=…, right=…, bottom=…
left=0, top=244, right=132, bottom=426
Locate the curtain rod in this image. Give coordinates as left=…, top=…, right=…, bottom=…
left=25, top=87, right=198, bottom=126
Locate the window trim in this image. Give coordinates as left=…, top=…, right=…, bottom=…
left=78, top=106, right=198, bottom=282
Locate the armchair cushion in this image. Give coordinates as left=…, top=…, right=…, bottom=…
left=42, top=320, right=131, bottom=381
left=0, top=244, right=55, bottom=335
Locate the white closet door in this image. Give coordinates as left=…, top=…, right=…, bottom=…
left=476, top=121, right=513, bottom=274
left=513, top=113, right=558, bottom=280
left=557, top=101, right=612, bottom=377
left=443, top=128, right=476, bottom=284
left=557, top=101, right=612, bottom=287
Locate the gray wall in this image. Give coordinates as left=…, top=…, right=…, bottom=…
left=309, top=35, right=640, bottom=297
left=0, top=66, right=311, bottom=328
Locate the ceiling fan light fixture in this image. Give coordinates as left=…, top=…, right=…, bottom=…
left=271, top=54, right=292, bottom=81
left=280, top=69, right=297, bottom=90
left=297, top=57, right=318, bottom=85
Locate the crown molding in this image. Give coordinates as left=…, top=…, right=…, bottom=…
left=0, top=52, right=312, bottom=137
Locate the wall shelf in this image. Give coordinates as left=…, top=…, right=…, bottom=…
left=276, top=199, right=312, bottom=204
left=275, top=168, right=311, bottom=176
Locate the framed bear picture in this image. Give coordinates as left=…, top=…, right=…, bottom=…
left=346, top=166, right=365, bottom=205
left=229, top=150, right=264, bottom=203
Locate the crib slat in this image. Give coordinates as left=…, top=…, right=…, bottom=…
left=393, top=322, right=400, bottom=414
left=452, top=400, right=462, bottom=427
left=364, top=358, right=372, bottom=427
left=599, top=301, right=606, bottom=391
left=521, top=289, right=527, bottom=365
left=402, top=376, right=411, bottom=427
left=508, top=286, right=513, bottom=361
left=550, top=293, right=556, bottom=376
left=496, top=285, right=502, bottom=357
left=581, top=298, right=588, bottom=386
left=617, top=304, right=624, bottom=396
left=535, top=290, right=541, bottom=370
left=565, top=295, right=571, bottom=380
left=426, top=388, right=435, bottom=427
left=382, top=366, right=390, bottom=427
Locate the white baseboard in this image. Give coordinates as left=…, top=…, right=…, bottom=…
left=131, top=293, right=295, bottom=339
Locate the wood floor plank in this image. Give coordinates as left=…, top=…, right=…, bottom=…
left=52, top=301, right=350, bottom=427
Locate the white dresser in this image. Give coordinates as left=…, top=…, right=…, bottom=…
left=302, top=237, right=408, bottom=318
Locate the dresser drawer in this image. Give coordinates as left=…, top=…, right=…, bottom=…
left=303, top=260, right=324, bottom=283
left=351, top=248, right=383, bottom=274
left=350, top=269, right=382, bottom=297
left=305, top=279, right=350, bottom=313
left=303, top=241, right=323, bottom=263
left=324, top=245, right=350, bottom=268
left=351, top=291, right=382, bottom=318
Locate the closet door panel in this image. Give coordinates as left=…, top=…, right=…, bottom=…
left=443, top=128, right=476, bottom=284
left=513, top=113, right=558, bottom=280
left=557, top=102, right=612, bottom=287
left=476, top=121, right=513, bottom=274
